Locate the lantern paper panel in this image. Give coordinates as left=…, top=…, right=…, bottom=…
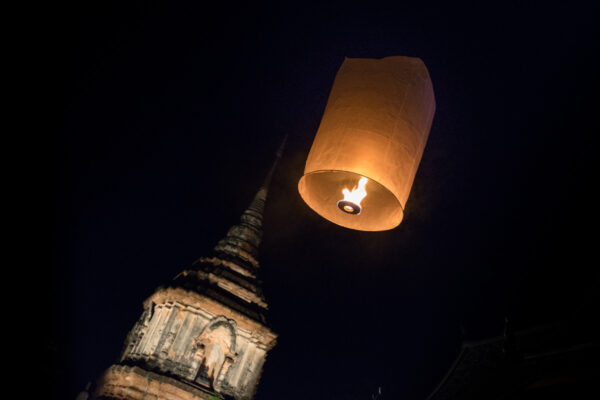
left=298, top=56, right=436, bottom=231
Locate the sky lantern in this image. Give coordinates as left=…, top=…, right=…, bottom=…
left=298, top=56, right=436, bottom=231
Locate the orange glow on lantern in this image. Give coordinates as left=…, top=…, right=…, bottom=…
left=298, top=56, right=436, bottom=231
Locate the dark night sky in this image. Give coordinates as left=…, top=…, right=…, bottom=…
left=40, top=2, right=598, bottom=399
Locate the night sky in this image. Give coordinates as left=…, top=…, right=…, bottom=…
left=43, top=2, right=599, bottom=399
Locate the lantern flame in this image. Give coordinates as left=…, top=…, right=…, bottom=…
left=337, top=177, right=368, bottom=215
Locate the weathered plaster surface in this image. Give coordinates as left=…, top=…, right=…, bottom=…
left=94, top=365, right=219, bottom=400
left=113, top=287, right=275, bottom=399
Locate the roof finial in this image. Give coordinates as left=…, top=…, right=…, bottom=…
left=213, top=135, right=287, bottom=268
left=263, top=134, right=288, bottom=189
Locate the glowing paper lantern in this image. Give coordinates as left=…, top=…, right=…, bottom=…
left=298, top=56, right=436, bottom=231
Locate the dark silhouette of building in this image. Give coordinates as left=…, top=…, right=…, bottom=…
left=427, top=316, right=599, bottom=399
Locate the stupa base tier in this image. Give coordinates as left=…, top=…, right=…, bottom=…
left=93, top=365, right=221, bottom=400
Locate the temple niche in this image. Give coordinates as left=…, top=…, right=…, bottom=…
left=194, top=320, right=235, bottom=387
left=89, top=143, right=283, bottom=400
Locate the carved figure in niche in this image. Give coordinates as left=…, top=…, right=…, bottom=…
left=193, top=321, right=236, bottom=388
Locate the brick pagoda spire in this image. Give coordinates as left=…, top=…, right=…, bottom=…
left=90, top=139, right=285, bottom=400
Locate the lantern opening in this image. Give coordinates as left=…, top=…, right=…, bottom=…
left=298, top=170, right=403, bottom=231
